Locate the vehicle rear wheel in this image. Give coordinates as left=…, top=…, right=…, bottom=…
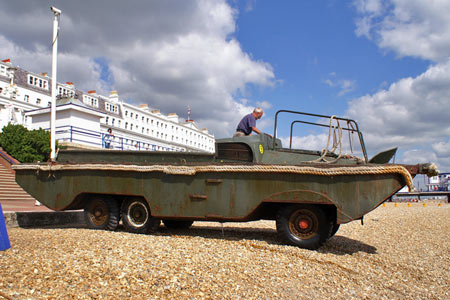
left=276, top=204, right=329, bottom=250
left=163, top=220, right=194, bottom=229
left=121, top=198, right=160, bottom=234
left=84, top=197, right=120, bottom=231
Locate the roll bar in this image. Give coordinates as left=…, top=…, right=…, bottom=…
left=273, top=110, right=368, bottom=162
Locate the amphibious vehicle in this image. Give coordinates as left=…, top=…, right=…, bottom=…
left=13, top=110, right=437, bottom=249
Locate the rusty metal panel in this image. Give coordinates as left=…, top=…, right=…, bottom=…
left=15, top=166, right=405, bottom=223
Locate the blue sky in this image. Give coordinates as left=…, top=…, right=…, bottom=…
left=232, top=1, right=429, bottom=116
left=1, top=0, right=449, bottom=173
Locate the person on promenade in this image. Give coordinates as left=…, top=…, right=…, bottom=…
left=104, top=128, right=114, bottom=149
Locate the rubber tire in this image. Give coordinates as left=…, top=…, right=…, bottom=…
left=329, top=222, right=340, bottom=238
left=163, top=220, right=194, bottom=229
left=84, top=197, right=120, bottom=231
left=276, top=204, right=329, bottom=250
left=121, top=198, right=160, bottom=234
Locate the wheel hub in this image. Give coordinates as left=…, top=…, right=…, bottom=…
left=298, top=219, right=309, bottom=230
left=289, top=209, right=318, bottom=240
left=127, top=201, right=149, bottom=227
left=89, top=203, right=108, bottom=226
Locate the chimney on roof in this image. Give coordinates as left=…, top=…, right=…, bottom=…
left=139, top=104, right=149, bottom=111
left=168, top=113, right=179, bottom=123
left=109, top=90, right=119, bottom=103
left=151, top=109, right=161, bottom=114
left=40, top=72, right=48, bottom=77
left=66, top=82, right=73, bottom=85
left=1, top=59, right=11, bottom=63
left=88, top=90, right=96, bottom=94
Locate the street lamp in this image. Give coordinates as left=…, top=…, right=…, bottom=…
left=50, top=6, right=61, bottom=161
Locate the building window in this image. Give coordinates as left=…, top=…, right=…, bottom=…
left=24, top=95, right=29, bottom=102
left=125, top=110, right=128, bottom=116
left=82, top=95, right=98, bottom=107
left=36, top=98, right=41, bottom=105
left=106, top=103, right=118, bottom=113
left=58, top=86, right=74, bottom=98
left=27, top=75, right=49, bottom=90
left=0, top=65, right=7, bottom=77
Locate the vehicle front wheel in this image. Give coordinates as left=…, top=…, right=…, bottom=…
left=121, top=198, right=160, bottom=234
left=84, top=197, right=120, bottom=231
left=328, top=221, right=340, bottom=238
left=276, top=204, right=329, bottom=250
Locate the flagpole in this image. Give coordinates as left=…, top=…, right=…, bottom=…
left=50, top=6, right=61, bottom=161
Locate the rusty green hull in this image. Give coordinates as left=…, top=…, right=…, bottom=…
left=13, top=111, right=438, bottom=250
left=13, top=129, right=433, bottom=250
left=14, top=162, right=406, bottom=224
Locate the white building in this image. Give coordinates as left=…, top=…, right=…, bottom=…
left=0, top=59, right=215, bottom=152
left=426, top=173, right=450, bottom=191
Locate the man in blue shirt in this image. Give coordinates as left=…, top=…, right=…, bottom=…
left=234, top=108, right=266, bottom=137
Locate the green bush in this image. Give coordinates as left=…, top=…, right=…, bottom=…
left=0, top=124, right=52, bottom=163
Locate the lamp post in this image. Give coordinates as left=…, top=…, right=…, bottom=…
left=50, top=6, right=61, bottom=161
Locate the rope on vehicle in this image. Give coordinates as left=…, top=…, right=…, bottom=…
left=13, top=163, right=415, bottom=191
left=309, top=115, right=344, bottom=164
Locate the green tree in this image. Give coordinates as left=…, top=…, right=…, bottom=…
left=0, top=124, right=52, bottom=163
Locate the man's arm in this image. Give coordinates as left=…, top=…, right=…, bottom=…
left=251, top=126, right=261, bottom=135
left=251, top=127, right=273, bottom=138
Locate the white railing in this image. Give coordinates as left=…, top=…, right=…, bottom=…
left=53, top=125, right=179, bottom=151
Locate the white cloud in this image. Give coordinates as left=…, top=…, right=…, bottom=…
left=354, top=0, right=450, bottom=62
left=351, top=0, right=450, bottom=171
left=0, top=0, right=275, bottom=138
left=284, top=134, right=329, bottom=151
left=348, top=60, right=450, bottom=151
left=401, top=149, right=437, bottom=165
left=432, top=141, right=450, bottom=158
left=255, top=100, right=272, bottom=110
left=324, top=73, right=356, bottom=96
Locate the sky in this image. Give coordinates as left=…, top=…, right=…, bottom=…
left=0, top=0, right=449, bottom=172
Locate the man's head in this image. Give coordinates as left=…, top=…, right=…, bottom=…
left=252, top=107, right=263, bottom=120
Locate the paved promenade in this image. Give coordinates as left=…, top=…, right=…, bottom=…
left=1, top=199, right=52, bottom=213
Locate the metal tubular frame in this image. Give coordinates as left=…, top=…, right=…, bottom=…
left=273, top=110, right=368, bottom=162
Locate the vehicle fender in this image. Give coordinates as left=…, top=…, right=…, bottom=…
left=263, top=189, right=334, bottom=205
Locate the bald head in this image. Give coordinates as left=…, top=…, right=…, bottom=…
left=252, top=107, right=263, bottom=119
